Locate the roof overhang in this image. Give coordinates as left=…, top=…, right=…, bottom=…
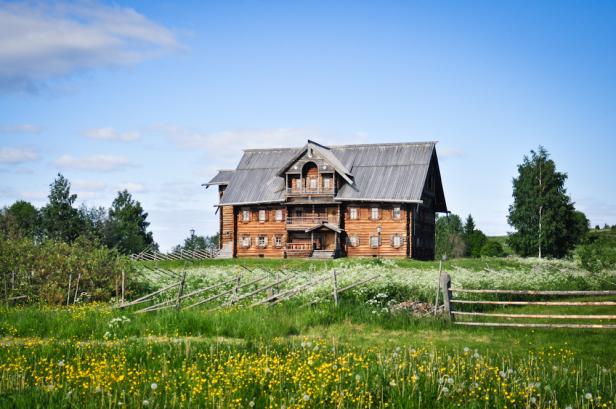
left=334, top=198, right=424, bottom=204
left=304, top=222, right=342, bottom=234
left=215, top=199, right=286, bottom=207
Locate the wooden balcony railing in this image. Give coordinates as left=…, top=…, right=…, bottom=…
left=286, top=187, right=335, bottom=196
left=286, top=214, right=339, bottom=226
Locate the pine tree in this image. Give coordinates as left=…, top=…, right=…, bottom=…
left=0, top=201, right=40, bottom=240
left=105, top=190, right=155, bottom=254
left=41, top=174, right=83, bottom=242
left=507, top=147, right=587, bottom=258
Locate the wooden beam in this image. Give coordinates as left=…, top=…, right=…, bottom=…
left=454, top=322, right=616, bottom=329
left=452, top=311, right=616, bottom=320
left=451, top=289, right=616, bottom=296
left=452, top=300, right=616, bottom=306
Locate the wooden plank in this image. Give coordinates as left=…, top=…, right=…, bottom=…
left=254, top=274, right=330, bottom=306
left=451, top=289, right=616, bottom=296
left=119, top=281, right=180, bottom=308
left=336, top=275, right=379, bottom=293
left=219, top=274, right=295, bottom=307
left=454, top=322, right=616, bottom=329
left=185, top=275, right=268, bottom=309
left=452, top=311, right=616, bottom=320
left=452, top=300, right=616, bottom=306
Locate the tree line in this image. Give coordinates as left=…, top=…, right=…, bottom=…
left=0, top=174, right=156, bottom=255
left=436, top=146, right=592, bottom=261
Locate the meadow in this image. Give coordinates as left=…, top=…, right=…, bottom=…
left=1, top=257, right=616, bottom=408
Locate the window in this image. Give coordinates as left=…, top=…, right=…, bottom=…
left=242, top=210, right=250, bottom=222
left=371, top=207, right=380, bottom=220
left=391, top=234, right=402, bottom=248
left=274, top=235, right=283, bottom=248
left=370, top=235, right=380, bottom=248
left=349, top=207, right=358, bottom=220
left=257, top=235, right=268, bottom=248
left=309, top=178, right=317, bottom=189
left=392, top=206, right=401, bottom=220
left=323, top=177, right=331, bottom=190
left=275, top=209, right=283, bottom=221
left=258, top=209, right=266, bottom=222
left=241, top=235, right=251, bottom=248
left=349, top=235, right=360, bottom=247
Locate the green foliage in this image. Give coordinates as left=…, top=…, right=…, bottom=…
left=174, top=231, right=220, bottom=251
left=577, top=235, right=616, bottom=273
left=0, top=200, right=41, bottom=240
left=0, top=237, right=134, bottom=304
left=507, top=147, right=588, bottom=258
left=41, top=174, right=84, bottom=243
left=105, top=190, right=155, bottom=254
left=435, top=213, right=466, bottom=259
left=480, top=240, right=505, bottom=257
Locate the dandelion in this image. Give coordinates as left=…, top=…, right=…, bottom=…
left=355, top=374, right=361, bottom=381
left=530, top=397, right=537, bottom=404
left=584, top=393, right=592, bottom=400
left=143, top=400, right=150, bottom=406
left=463, top=347, right=470, bottom=353
left=389, top=380, right=397, bottom=387
left=249, top=400, right=255, bottom=407
left=499, top=370, right=507, bottom=378
left=57, top=360, right=65, bottom=367
left=151, top=383, right=158, bottom=390
left=441, top=386, right=449, bottom=394
left=447, top=377, right=454, bottom=384
left=303, top=394, right=310, bottom=402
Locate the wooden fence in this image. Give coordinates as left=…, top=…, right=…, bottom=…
left=439, top=272, right=616, bottom=329
left=130, top=247, right=220, bottom=261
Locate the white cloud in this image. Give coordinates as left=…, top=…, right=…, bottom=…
left=53, top=154, right=134, bottom=172
left=117, top=182, right=147, bottom=193
left=157, top=125, right=369, bottom=163
left=83, top=127, right=141, bottom=142
left=72, top=179, right=107, bottom=191
left=0, top=1, right=180, bottom=92
left=0, top=147, right=38, bottom=163
left=0, top=124, right=41, bottom=134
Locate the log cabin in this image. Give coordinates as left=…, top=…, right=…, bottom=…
left=205, top=140, right=447, bottom=259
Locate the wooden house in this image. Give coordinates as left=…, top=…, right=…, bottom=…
left=205, top=140, right=447, bottom=259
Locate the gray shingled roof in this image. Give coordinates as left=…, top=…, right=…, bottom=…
left=204, top=169, right=235, bottom=186
left=212, top=141, right=446, bottom=209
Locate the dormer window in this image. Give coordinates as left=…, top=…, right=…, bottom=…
left=323, top=177, right=331, bottom=190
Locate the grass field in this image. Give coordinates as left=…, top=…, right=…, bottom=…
left=1, top=257, right=616, bottom=408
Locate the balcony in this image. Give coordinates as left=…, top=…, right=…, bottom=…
left=286, top=214, right=339, bottom=229
left=286, top=186, right=335, bottom=197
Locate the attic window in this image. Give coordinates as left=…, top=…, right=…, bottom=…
left=307, top=148, right=313, bottom=158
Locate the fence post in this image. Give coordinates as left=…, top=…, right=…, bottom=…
left=332, top=269, right=339, bottom=306
left=121, top=269, right=126, bottom=308
left=232, top=274, right=241, bottom=303
left=73, top=272, right=81, bottom=304
left=66, top=273, right=72, bottom=306
left=175, top=271, right=187, bottom=311
left=440, top=272, right=453, bottom=321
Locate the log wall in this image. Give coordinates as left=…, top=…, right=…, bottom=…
left=344, top=204, right=409, bottom=257
left=235, top=206, right=287, bottom=258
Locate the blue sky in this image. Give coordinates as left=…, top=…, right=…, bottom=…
left=1, top=0, right=615, bottom=250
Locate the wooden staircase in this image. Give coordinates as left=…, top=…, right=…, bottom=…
left=311, top=250, right=335, bottom=259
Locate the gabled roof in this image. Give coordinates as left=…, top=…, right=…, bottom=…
left=305, top=222, right=343, bottom=234
left=208, top=140, right=447, bottom=211
left=275, top=140, right=354, bottom=184
left=204, top=169, right=235, bottom=187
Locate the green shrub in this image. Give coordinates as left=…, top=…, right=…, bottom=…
left=577, top=238, right=616, bottom=273
left=480, top=241, right=505, bottom=257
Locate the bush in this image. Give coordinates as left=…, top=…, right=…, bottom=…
left=577, top=238, right=616, bottom=273
left=0, top=237, right=135, bottom=304
left=480, top=241, right=505, bottom=257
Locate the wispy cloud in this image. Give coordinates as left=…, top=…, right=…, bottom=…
left=83, top=127, right=141, bottom=142
left=117, top=181, right=147, bottom=193
left=72, top=179, right=107, bottom=191
left=53, top=154, right=134, bottom=172
left=0, top=124, right=41, bottom=134
left=0, top=1, right=180, bottom=93
left=0, top=147, right=38, bottom=163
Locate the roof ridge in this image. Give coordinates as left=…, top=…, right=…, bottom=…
left=242, top=141, right=437, bottom=152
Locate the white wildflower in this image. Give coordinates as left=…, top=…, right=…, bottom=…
left=584, top=393, right=592, bottom=400
left=151, top=383, right=158, bottom=390
left=303, top=394, right=310, bottom=401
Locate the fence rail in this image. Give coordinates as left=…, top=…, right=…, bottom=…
left=439, top=272, right=616, bottom=330
left=130, top=247, right=220, bottom=261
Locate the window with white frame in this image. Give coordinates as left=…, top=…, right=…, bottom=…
left=275, top=209, right=283, bottom=221
left=274, top=235, right=283, bottom=248
left=371, top=207, right=380, bottom=220
left=257, top=235, right=267, bottom=248
left=370, top=234, right=380, bottom=248
left=349, top=207, right=358, bottom=220
left=349, top=235, right=360, bottom=247
left=242, top=210, right=250, bottom=222
left=309, top=178, right=317, bottom=189
left=392, top=206, right=401, bottom=220
left=323, top=177, right=331, bottom=190
left=391, top=234, right=402, bottom=248
left=258, top=209, right=266, bottom=222
left=241, top=235, right=251, bottom=248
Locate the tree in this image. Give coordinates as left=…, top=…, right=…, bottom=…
left=0, top=201, right=40, bottom=240
left=435, top=213, right=466, bottom=259
left=462, top=214, right=487, bottom=258
left=105, top=190, right=155, bottom=254
left=41, top=174, right=83, bottom=242
left=481, top=240, right=505, bottom=257
left=79, top=204, right=109, bottom=243
left=174, top=231, right=220, bottom=252
left=507, top=147, right=586, bottom=258
left=463, top=215, right=476, bottom=237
